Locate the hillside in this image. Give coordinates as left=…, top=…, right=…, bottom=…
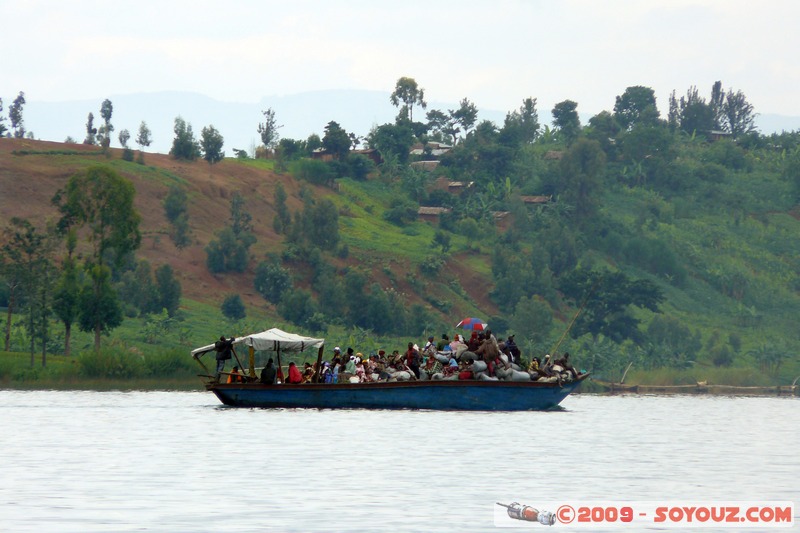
left=2, top=127, right=800, bottom=386
left=0, top=137, right=497, bottom=315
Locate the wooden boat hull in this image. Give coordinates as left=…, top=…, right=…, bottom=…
left=208, top=375, right=588, bottom=411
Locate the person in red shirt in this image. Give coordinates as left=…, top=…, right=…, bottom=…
left=286, top=362, right=303, bottom=384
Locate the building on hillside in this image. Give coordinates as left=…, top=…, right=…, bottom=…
left=418, top=206, right=452, bottom=223
left=410, top=142, right=452, bottom=158
left=311, top=148, right=383, bottom=165
left=520, top=195, right=553, bottom=205
left=311, top=147, right=333, bottom=162
left=492, top=211, right=512, bottom=231
left=351, top=148, right=383, bottom=165
left=431, top=176, right=472, bottom=195
left=544, top=150, right=564, bottom=160
left=708, top=130, right=733, bottom=142
left=410, top=160, right=440, bottom=172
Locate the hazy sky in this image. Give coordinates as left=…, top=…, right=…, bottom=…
left=3, top=0, right=799, bottom=117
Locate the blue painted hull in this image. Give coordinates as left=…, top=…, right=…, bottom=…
left=209, top=375, right=588, bottom=411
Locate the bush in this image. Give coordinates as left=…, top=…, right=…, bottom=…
left=696, top=162, right=727, bottom=183
left=348, top=154, right=375, bottom=181
left=254, top=261, right=293, bottom=304
left=78, top=348, right=148, bottom=379
left=383, top=198, right=418, bottom=226
left=706, top=140, right=750, bottom=171
left=146, top=349, right=197, bottom=377
left=419, top=255, right=444, bottom=277
left=221, top=294, right=246, bottom=321
left=289, top=158, right=334, bottom=186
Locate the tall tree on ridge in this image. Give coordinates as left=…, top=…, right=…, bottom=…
left=390, top=77, right=427, bottom=122
left=84, top=113, right=97, bottom=145
left=0, top=97, right=7, bottom=137
left=614, top=86, right=659, bottom=130
left=722, top=88, right=757, bottom=138
left=200, top=124, right=225, bottom=172
left=99, top=99, right=114, bottom=149
left=9, top=91, right=26, bottom=139
left=257, top=108, right=282, bottom=151
left=552, top=99, right=581, bottom=145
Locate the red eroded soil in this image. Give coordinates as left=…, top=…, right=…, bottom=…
left=0, top=138, right=497, bottom=316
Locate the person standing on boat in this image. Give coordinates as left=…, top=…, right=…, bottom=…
left=260, top=358, right=277, bottom=384
left=505, top=335, right=521, bottom=364
left=405, top=342, right=421, bottom=378
left=214, top=336, right=234, bottom=381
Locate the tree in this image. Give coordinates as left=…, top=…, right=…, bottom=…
left=0, top=225, right=24, bottom=351
left=367, top=121, right=414, bottom=164
left=136, top=121, right=152, bottom=150
left=303, top=198, right=340, bottom=250
left=675, top=86, right=713, bottom=135
left=84, top=113, right=97, bottom=145
left=52, top=249, right=81, bottom=357
left=221, top=294, right=246, bottom=321
left=0, top=98, right=7, bottom=137
left=163, top=185, right=188, bottom=223
left=432, top=231, right=451, bottom=254
left=9, top=91, right=26, bottom=138
left=254, top=260, right=292, bottom=304
left=118, top=129, right=131, bottom=148
left=170, top=116, right=200, bottom=160
left=163, top=185, right=192, bottom=249
left=154, top=264, right=181, bottom=316
left=1, top=218, right=52, bottom=364
left=273, top=182, right=291, bottom=234
left=52, top=166, right=142, bottom=350
left=451, top=98, right=479, bottom=139
left=78, top=264, right=123, bottom=348
left=552, top=100, right=581, bottom=144
left=425, top=109, right=453, bottom=143
left=99, top=99, right=114, bottom=149
left=559, top=268, right=664, bottom=344
left=722, top=88, right=757, bottom=138
left=117, top=259, right=158, bottom=316
left=119, top=129, right=134, bottom=161
left=205, top=194, right=256, bottom=274
left=200, top=124, right=225, bottom=169
left=614, top=86, right=659, bottom=130
left=499, top=97, right=539, bottom=146
left=709, top=80, right=725, bottom=129
left=322, top=121, right=351, bottom=160
left=390, top=76, right=426, bottom=122
left=559, top=138, right=606, bottom=227
left=230, top=192, right=254, bottom=238
left=510, top=296, right=553, bottom=345
left=586, top=111, right=621, bottom=158
left=257, top=108, right=282, bottom=150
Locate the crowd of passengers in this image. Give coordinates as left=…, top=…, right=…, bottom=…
left=251, top=330, right=582, bottom=386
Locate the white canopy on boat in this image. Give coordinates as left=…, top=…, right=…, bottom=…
left=191, top=328, right=325, bottom=358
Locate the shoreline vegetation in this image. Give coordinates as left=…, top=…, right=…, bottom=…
left=2, top=350, right=796, bottom=396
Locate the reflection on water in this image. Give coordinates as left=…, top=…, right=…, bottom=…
left=1, top=391, right=797, bottom=532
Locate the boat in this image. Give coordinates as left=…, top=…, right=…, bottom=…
left=191, top=328, right=589, bottom=411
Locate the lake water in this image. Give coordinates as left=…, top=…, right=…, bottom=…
left=1, top=390, right=797, bottom=532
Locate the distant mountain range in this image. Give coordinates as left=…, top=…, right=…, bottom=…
left=21, top=90, right=800, bottom=155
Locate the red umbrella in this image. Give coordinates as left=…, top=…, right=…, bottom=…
left=455, top=317, right=488, bottom=331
